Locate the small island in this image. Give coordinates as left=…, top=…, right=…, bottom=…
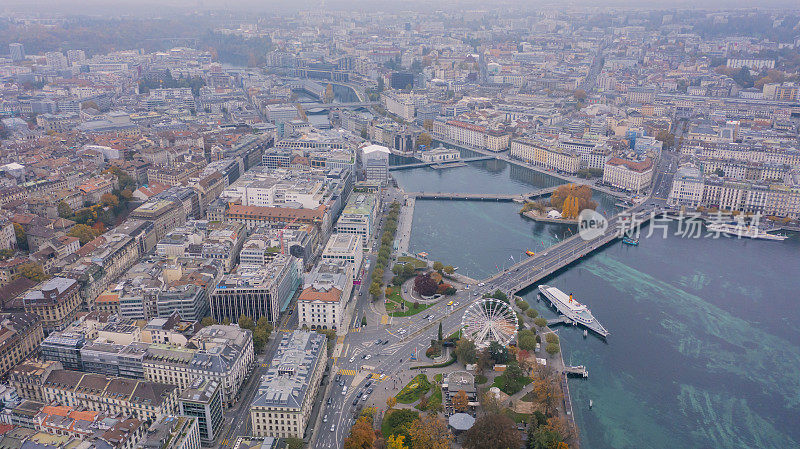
left=520, top=183, right=598, bottom=224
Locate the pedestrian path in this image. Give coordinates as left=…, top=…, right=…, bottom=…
left=338, top=369, right=358, bottom=376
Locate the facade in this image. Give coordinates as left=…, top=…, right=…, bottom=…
left=22, top=278, right=82, bottom=334
left=129, top=199, right=186, bottom=241
left=603, top=157, right=654, bottom=193
left=143, top=325, right=255, bottom=408
left=31, top=369, right=179, bottom=422
left=250, top=331, right=327, bottom=439
left=420, top=147, right=461, bottom=163
left=211, top=255, right=302, bottom=324
left=297, top=260, right=354, bottom=330
left=40, top=331, right=86, bottom=370
left=432, top=120, right=510, bottom=152
left=0, top=313, right=44, bottom=377
left=9, top=360, right=63, bottom=403
left=510, top=138, right=581, bottom=174
left=178, top=378, right=224, bottom=445
left=335, top=193, right=378, bottom=246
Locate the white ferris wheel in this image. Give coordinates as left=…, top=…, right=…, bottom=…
left=461, top=298, right=518, bottom=347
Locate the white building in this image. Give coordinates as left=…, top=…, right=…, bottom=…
left=420, top=147, right=461, bottom=163
left=361, top=144, right=390, bottom=185
left=603, top=156, right=654, bottom=193
left=297, top=260, right=353, bottom=330
left=321, top=233, right=363, bottom=272
left=335, top=194, right=378, bottom=247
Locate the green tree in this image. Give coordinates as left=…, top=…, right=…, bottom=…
left=455, top=338, right=477, bottom=365
left=437, top=322, right=443, bottom=342
left=416, top=132, right=433, bottom=149
left=443, top=265, right=454, bottom=275
left=545, top=333, right=559, bottom=344
left=369, top=281, right=383, bottom=300
left=392, top=264, right=404, bottom=276
left=488, top=341, right=509, bottom=364
left=402, top=263, right=416, bottom=277
left=238, top=315, right=254, bottom=331
left=432, top=261, right=444, bottom=272
left=546, top=342, right=560, bottom=355
left=200, top=317, right=217, bottom=328
left=517, top=329, right=537, bottom=351
left=57, top=201, right=73, bottom=218
left=526, top=308, right=539, bottom=319
left=516, top=300, right=530, bottom=311
left=534, top=317, right=547, bottom=328
left=101, top=193, right=119, bottom=209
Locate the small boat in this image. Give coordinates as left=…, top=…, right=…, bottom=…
left=583, top=329, right=588, bottom=338
left=526, top=250, right=536, bottom=257
left=622, top=235, right=639, bottom=246
left=417, top=251, right=429, bottom=258
left=589, top=399, right=593, bottom=409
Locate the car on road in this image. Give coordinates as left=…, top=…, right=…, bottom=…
left=379, top=374, right=386, bottom=379
left=335, top=374, right=341, bottom=382
left=374, top=339, right=382, bottom=345
left=323, top=415, right=328, bottom=423
left=398, top=329, right=406, bottom=334
left=447, top=301, right=453, bottom=306
left=361, top=354, right=368, bottom=359
left=453, top=302, right=459, bottom=306
left=362, top=394, right=368, bottom=401
left=331, top=425, right=335, bottom=432
left=327, top=397, right=332, bottom=405
left=353, top=398, right=359, bottom=406
left=365, top=380, right=372, bottom=387
left=364, top=354, right=372, bottom=360
left=382, top=340, right=388, bottom=345
left=367, top=387, right=373, bottom=394
left=349, top=356, right=356, bottom=363
left=342, top=387, right=347, bottom=394
left=478, top=282, right=485, bottom=286
left=423, top=314, right=430, bottom=319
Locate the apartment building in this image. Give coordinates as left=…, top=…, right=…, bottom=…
left=142, top=415, right=201, bottom=449
left=250, top=331, right=327, bottom=439
left=19, top=368, right=180, bottom=422
left=0, top=313, right=44, bottom=377
left=178, top=378, right=224, bottom=445
left=298, top=260, right=354, bottom=330
left=510, top=138, right=581, bottom=174
left=143, top=325, right=255, bottom=408
left=23, top=278, right=82, bottom=334
left=129, top=199, right=187, bottom=241
left=432, top=120, right=511, bottom=152
left=10, top=360, right=63, bottom=403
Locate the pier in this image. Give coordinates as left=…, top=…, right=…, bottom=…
left=389, top=155, right=495, bottom=171
left=403, top=186, right=558, bottom=202
left=564, top=365, right=589, bottom=378
left=547, top=316, right=573, bottom=326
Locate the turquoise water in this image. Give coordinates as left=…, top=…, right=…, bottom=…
left=393, top=162, right=800, bottom=449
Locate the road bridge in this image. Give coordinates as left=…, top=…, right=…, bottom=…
left=300, top=101, right=380, bottom=109
left=388, top=155, right=494, bottom=170
left=403, top=185, right=558, bottom=202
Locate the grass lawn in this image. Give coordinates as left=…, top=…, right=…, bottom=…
left=396, top=374, right=431, bottom=404
left=381, top=409, right=420, bottom=439
left=521, top=391, right=536, bottom=402
left=416, top=385, right=442, bottom=411
left=386, top=289, right=432, bottom=317
left=492, top=374, right=533, bottom=395
left=397, top=256, right=428, bottom=269
left=475, top=374, right=488, bottom=385
left=503, top=408, right=531, bottom=424
left=434, top=373, right=443, bottom=382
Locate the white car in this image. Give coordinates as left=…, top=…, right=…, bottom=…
left=330, top=425, right=335, bottom=432
left=478, top=282, right=485, bottom=287
left=349, top=356, right=356, bottom=363
left=398, top=329, right=407, bottom=335
left=364, top=354, right=372, bottom=360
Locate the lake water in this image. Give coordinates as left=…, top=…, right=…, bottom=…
left=392, top=160, right=800, bottom=449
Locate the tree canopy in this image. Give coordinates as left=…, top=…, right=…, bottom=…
left=463, top=413, right=521, bottom=449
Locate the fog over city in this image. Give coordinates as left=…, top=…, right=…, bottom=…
left=0, top=2, right=798, bottom=449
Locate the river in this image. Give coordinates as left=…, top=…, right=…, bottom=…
left=391, top=159, right=800, bottom=449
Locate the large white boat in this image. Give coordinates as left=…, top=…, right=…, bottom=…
left=706, top=223, right=788, bottom=241
left=538, top=285, right=609, bottom=338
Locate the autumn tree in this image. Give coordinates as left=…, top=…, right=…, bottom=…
left=386, top=435, right=408, bottom=449
left=550, top=184, right=597, bottom=215
left=416, top=132, right=432, bottom=149
left=413, top=274, right=438, bottom=297
left=531, top=364, right=562, bottom=416
left=344, top=417, right=376, bottom=449
left=463, top=413, right=521, bottom=449
left=386, top=396, right=397, bottom=409
left=14, top=223, right=27, bottom=251
left=452, top=390, right=469, bottom=412
left=101, top=193, right=119, bottom=208
left=432, top=261, right=444, bottom=272
left=68, top=224, right=98, bottom=245
left=443, top=265, right=454, bottom=274
left=18, top=262, right=48, bottom=283
left=408, top=414, right=451, bottom=449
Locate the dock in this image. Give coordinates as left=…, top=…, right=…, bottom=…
left=538, top=286, right=609, bottom=338
left=546, top=316, right=573, bottom=326
left=564, top=365, right=589, bottom=378
left=561, top=372, right=576, bottom=428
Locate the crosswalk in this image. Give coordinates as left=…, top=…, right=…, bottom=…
left=349, top=327, right=362, bottom=332
left=338, top=369, right=358, bottom=376
left=369, top=373, right=387, bottom=381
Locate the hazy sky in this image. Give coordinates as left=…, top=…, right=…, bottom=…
left=2, top=0, right=799, bottom=16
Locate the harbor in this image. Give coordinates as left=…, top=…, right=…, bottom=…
left=393, top=159, right=800, bottom=449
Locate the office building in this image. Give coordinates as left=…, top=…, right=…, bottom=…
left=360, top=144, right=390, bottom=185
left=40, top=331, right=85, bottom=370
left=23, top=278, right=82, bottom=334
left=321, top=232, right=363, bottom=271
left=250, top=331, right=327, bottom=439
left=142, top=415, right=201, bottom=449
left=335, top=193, right=378, bottom=246
left=603, top=156, right=654, bottom=193
left=9, top=43, right=24, bottom=62
left=210, top=255, right=302, bottom=324
left=178, top=378, right=223, bottom=445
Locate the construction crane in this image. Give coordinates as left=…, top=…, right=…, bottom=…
left=279, top=216, right=302, bottom=255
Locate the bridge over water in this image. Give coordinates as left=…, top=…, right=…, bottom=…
left=403, top=185, right=558, bottom=202
left=389, top=156, right=495, bottom=171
